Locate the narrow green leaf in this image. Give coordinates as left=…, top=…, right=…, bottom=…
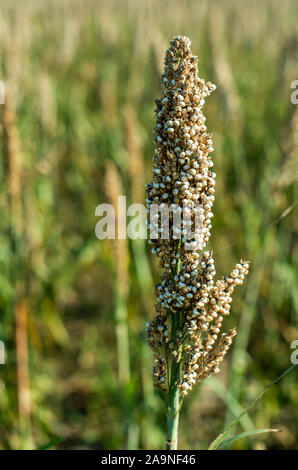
left=207, top=376, right=254, bottom=431
left=38, top=438, right=63, bottom=450
left=218, top=428, right=279, bottom=449
left=208, top=363, right=297, bottom=450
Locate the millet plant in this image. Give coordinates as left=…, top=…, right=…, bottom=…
left=145, top=36, right=249, bottom=450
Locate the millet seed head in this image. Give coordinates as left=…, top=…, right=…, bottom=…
left=145, top=36, right=249, bottom=394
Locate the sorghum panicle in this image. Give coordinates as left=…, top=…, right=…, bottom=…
left=145, top=36, right=249, bottom=395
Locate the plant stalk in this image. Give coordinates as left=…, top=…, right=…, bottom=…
left=166, top=240, right=182, bottom=450
left=166, top=349, right=181, bottom=450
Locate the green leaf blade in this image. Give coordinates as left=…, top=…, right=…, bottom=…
left=208, top=364, right=297, bottom=450
left=218, top=428, right=279, bottom=449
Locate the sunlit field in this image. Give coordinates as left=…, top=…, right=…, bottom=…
left=0, top=0, right=297, bottom=450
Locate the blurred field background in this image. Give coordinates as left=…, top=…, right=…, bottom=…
left=0, top=0, right=297, bottom=450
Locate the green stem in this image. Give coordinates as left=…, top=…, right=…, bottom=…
left=166, top=386, right=180, bottom=450
left=166, top=329, right=181, bottom=449
left=166, top=240, right=182, bottom=450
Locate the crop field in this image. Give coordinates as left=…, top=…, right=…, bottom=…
left=0, top=0, right=297, bottom=450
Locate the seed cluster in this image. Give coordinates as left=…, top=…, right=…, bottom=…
left=145, top=36, right=249, bottom=394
